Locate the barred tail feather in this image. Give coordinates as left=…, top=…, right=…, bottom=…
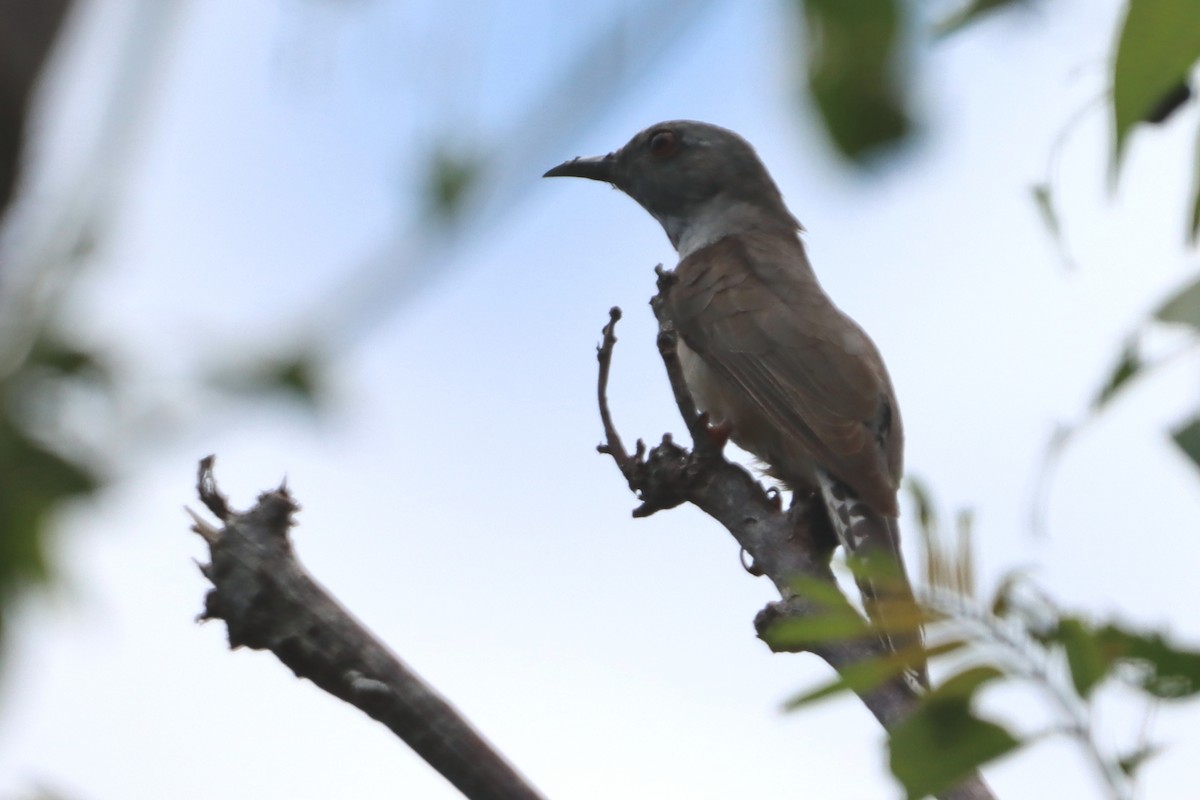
left=816, top=469, right=929, bottom=690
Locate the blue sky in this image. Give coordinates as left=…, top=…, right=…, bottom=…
left=1, top=1, right=1198, bottom=798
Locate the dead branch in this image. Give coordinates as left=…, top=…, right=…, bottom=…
left=188, top=457, right=545, bottom=800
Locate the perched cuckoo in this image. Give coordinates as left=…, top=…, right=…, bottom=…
left=545, top=120, right=927, bottom=688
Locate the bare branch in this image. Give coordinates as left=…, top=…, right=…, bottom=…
left=596, top=306, right=633, bottom=467
left=189, top=458, right=545, bottom=800
left=196, top=454, right=232, bottom=521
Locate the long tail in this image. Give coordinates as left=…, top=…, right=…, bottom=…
left=816, top=469, right=929, bottom=690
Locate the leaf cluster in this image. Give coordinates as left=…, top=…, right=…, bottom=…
left=779, top=480, right=1200, bottom=798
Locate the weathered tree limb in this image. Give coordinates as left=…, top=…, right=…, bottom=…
left=595, top=270, right=996, bottom=800
left=188, top=456, right=546, bottom=800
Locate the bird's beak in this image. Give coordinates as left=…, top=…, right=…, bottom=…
left=543, top=153, right=616, bottom=183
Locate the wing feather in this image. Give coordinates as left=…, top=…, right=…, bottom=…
left=669, top=233, right=902, bottom=514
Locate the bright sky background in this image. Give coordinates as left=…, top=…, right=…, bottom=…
left=1, top=0, right=1198, bottom=798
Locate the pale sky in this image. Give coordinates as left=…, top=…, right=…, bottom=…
left=1, top=1, right=1198, bottom=798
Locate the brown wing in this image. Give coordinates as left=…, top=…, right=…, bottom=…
left=669, top=232, right=903, bottom=515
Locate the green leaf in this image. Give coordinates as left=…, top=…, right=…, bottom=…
left=761, top=610, right=871, bottom=649
left=989, top=568, right=1051, bottom=625
left=0, top=415, right=100, bottom=652
left=28, top=339, right=108, bottom=381
left=213, top=352, right=325, bottom=408
left=784, top=673, right=859, bottom=708
left=798, top=0, right=910, bottom=161
left=789, top=575, right=858, bottom=606
left=845, top=543, right=910, bottom=584
left=933, top=0, right=1025, bottom=39
left=766, top=577, right=872, bottom=650
left=1031, top=182, right=1062, bottom=243
left=1111, top=0, right=1200, bottom=168
left=1096, top=623, right=1200, bottom=698
left=1191, top=126, right=1200, bottom=243
left=889, top=669, right=1021, bottom=799
left=426, top=147, right=482, bottom=220
left=1155, top=276, right=1200, bottom=330
left=954, top=509, right=976, bottom=598
left=1172, top=415, right=1200, bottom=472
left=784, top=651, right=908, bottom=709
left=1091, top=340, right=1143, bottom=412
left=930, top=664, right=1006, bottom=699
left=989, top=570, right=1021, bottom=618
left=904, top=474, right=937, bottom=537
left=270, top=356, right=321, bottom=402
left=1143, top=81, right=1193, bottom=124
left=1117, top=743, right=1162, bottom=776
left=1056, top=617, right=1110, bottom=698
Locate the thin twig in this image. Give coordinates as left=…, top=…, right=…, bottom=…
left=596, top=306, right=633, bottom=468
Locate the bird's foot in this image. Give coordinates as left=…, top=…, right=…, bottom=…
left=739, top=547, right=763, bottom=576
left=698, top=413, right=733, bottom=448
left=765, top=485, right=783, bottom=510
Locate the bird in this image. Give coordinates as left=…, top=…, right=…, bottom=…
left=544, top=120, right=927, bottom=689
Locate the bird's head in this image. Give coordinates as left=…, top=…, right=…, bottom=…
left=544, top=120, right=800, bottom=252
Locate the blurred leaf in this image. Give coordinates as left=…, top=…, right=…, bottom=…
left=932, top=664, right=1006, bottom=699
left=1031, top=182, right=1062, bottom=243
left=214, top=352, right=325, bottom=408
left=1117, top=743, right=1162, bottom=776
left=784, top=650, right=908, bottom=709
left=1055, top=617, right=1110, bottom=698
left=889, top=667, right=1020, bottom=799
left=270, top=357, right=321, bottom=402
left=893, top=714, right=1019, bottom=799
left=28, top=339, right=109, bottom=382
left=784, top=673, right=859, bottom=708
left=1155, top=276, right=1200, bottom=330
left=870, top=591, right=944, bottom=633
left=426, top=147, right=482, bottom=220
left=1143, top=80, right=1192, bottom=124
left=1172, top=415, right=1200, bottom=471
left=1091, top=340, right=1143, bottom=412
left=766, top=578, right=872, bottom=649
left=990, top=576, right=1015, bottom=618
left=1192, top=126, right=1200, bottom=243
left=989, top=568, right=1043, bottom=622
left=924, top=637, right=971, bottom=662
left=907, top=476, right=976, bottom=597
left=1112, top=0, right=1200, bottom=168
left=909, top=477, right=945, bottom=588
left=798, top=0, right=911, bottom=161
left=905, top=474, right=937, bottom=538
left=847, top=549, right=946, bottom=629
left=846, top=543, right=910, bottom=584
left=934, top=0, right=1026, bottom=39
left=789, top=575, right=857, bottom=606
left=785, top=639, right=969, bottom=712
left=0, top=414, right=100, bottom=650
left=1096, top=624, right=1200, bottom=698
left=955, top=509, right=975, bottom=598
left=763, top=612, right=871, bottom=649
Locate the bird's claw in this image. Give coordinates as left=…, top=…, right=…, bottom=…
left=739, top=547, right=763, bottom=576
left=698, top=413, right=732, bottom=448
left=765, top=485, right=783, bottom=510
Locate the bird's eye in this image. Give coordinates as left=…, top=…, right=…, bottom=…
left=648, top=130, right=678, bottom=157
